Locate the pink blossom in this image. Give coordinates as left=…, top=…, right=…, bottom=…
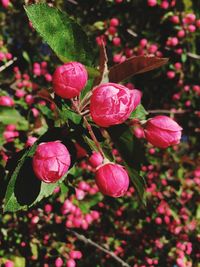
left=52, top=62, right=88, bottom=99
left=95, top=163, right=129, bottom=197
left=90, top=83, right=141, bottom=127
left=0, top=96, right=14, bottom=107
left=32, top=141, right=71, bottom=183
left=144, top=115, right=182, bottom=148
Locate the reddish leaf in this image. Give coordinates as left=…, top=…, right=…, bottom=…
left=108, top=55, right=169, bottom=83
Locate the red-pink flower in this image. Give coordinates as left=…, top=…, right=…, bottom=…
left=95, top=163, right=129, bottom=197
left=89, top=151, right=103, bottom=168
left=144, top=115, right=182, bottom=148
left=52, top=62, right=88, bottom=99
left=90, top=83, right=142, bottom=127
left=0, top=96, right=14, bottom=107
left=32, top=141, right=71, bottom=183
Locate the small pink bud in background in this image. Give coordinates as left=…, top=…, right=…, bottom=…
left=95, top=163, right=129, bottom=197
left=55, top=257, right=63, bottom=267
left=31, top=215, right=39, bottom=224
left=31, top=108, right=39, bottom=118
left=45, top=73, right=52, bottom=82
left=187, top=25, right=196, bottom=32
left=78, top=181, right=90, bottom=191
left=160, top=1, right=169, bottom=9
left=90, top=83, right=141, bottom=127
left=1, top=0, right=10, bottom=8
left=148, top=44, right=158, bottom=54
left=66, top=259, right=76, bottom=267
left=155, top=217, right=162, bottom=224
left=32, top=141, right=71, bottom=183
left=26, top=136, right=37, bottom=147
left=174, top=62, right=182, bottom=70
left=15, top=89, right=26, bottom=98
left=0, top=96, right=14, bottom=107
left=147, top=0, right=157, bottom=7
left=6, top=124, right=16, bottom=131
left=108, top=26, right=117, bottom=35
left=177, top=29, right=185, bottom=38
left=89, top=151, right=103, bottom=168
left=110, top=18, right=120, bottom=27
left=75, top=188, right=85, bottom=200
left=133, top=127, right=145, bottom=139
left=69, top=250, right=82, bottom=259
left=196, top=19, right=200, bottom=28
left=170, top=15, right=179, bottom=24
left=140, top=38, right=148, bottom=47
left=44, top=204, right=52, bottom=213
left=52, top=62, right=88, bottom=99
left=5, top=260, right=14, bottom=267
left=185, top=100, right=191, bottom=107
left=144, top=115, right=182, bottom=148
left=112, top=37, right=121, bottom=46
left=167, top=71, right=175, bottom=79
left=25, top=94, right=34, bottom=105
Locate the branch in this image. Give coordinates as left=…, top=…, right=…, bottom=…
left=148, top=109, right=186, bottom=114
left=0, top=57, right=17, bottom=73
left=67, top=229, right=131, bottom=267
left=187, top=52, right=200, bottom=60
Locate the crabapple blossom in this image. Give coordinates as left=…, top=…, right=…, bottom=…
left=90, top=83, right=142, bottom=127
left=32, top=141, right=71, bottom=183
left=144, top=115, right=182, bottom=148
left=95, top=163, right=129, bottom=197
left=52, top=62, right=88, bottom=99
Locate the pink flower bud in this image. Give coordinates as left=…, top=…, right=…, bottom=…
left=90, top=83, right=141, bottom=127
left=133, top=126, right=145, bottom=139
left=140, top=38, right=148, bottom=47
left=32, top=141, right=71, bottom=183
left=95, top=163, right=129, bottom=197
left=52, top=62, right=88, bottom=99
left=55, top=257, right=63, bottom=267
left=75, top=188, right=85, bottom=200
left=69, top=250, right=82, bottom=259
left=0, top=96, right=14, bottom=107
left=26, top=136, right=37, bottom=147
left=66, top=259, right=76, bottom=267
left=1, top=0, right=10, bottom=8
left=147, top=0, right=157, bottom=7
left=44, top=204, right=52, bottom=213
left=110, top=18, right=120, bottom=27
left=112, top=37, right=121, bottom=46
left=89, top=151, right=103, bottom=168
left=25, top=94, right=34, bottom=105
left=5, top=260, right=14, bottom=267
left=144, top=115, right=182, bottom=148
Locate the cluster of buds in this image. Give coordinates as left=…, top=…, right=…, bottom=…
left=32, top=61, right=182, bottom=199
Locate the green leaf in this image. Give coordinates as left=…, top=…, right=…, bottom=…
left=0, top=107, right=28, bottom=130
left=130, top=104, right=148, bottom=121
left=59, top=106, right=82, bottom=125
left=3, top=132, right=72, bottom=212
left=24, top=3, right=94, bottom=67
left=126, top=167, right=146, bottom=206
left=77, top=193, right=103, bottom=214
left=107, top=124, right=146, bottom=204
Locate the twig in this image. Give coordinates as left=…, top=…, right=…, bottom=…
left=67, top=229, right=131, bottom=267
left=67, top=0, right=78, bottom=4
left=187, top=52, right=200, bottom=60
left=0, top=57, right=17, bottom=73
left=71, top=99, right=105, bottom=158
left=83, top=116, right=105, bottom=158
left=148, top=109, right=186, bottom=114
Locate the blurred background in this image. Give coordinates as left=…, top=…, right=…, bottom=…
left=0, top=1, right=199, bottom=267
